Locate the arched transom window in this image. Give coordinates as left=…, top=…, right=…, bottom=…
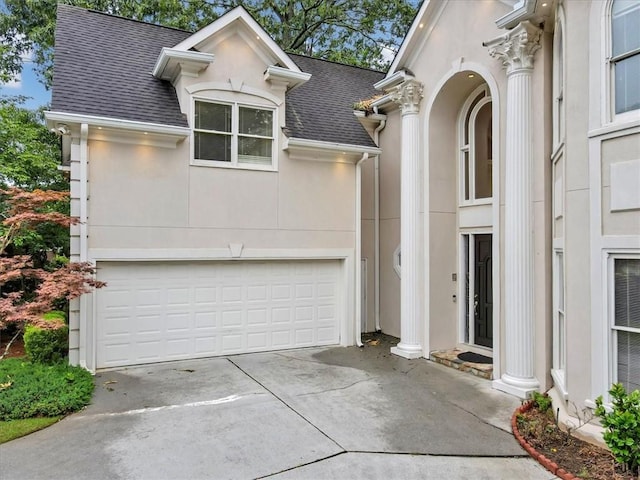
left=459, top=84, right=493, bottom=204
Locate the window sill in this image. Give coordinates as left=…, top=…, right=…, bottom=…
left=590, top=112, right=640, bottom=138
left=551, top=369, right=569, bottom=400
left=458, top=199, right=493, bottom=208
left=191, top=159, right=277, bottom=172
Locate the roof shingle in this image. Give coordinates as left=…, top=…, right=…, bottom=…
left=51, top=5, right=385, bottom=147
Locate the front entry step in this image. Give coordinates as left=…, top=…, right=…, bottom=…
left=430, top=348, right=493, bottom=380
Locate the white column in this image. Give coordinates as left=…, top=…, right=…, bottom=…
left=390, top=79, right=424, bottom=359
left=486, top=22, right=542, bottom=397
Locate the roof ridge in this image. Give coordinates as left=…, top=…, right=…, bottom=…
left=288, top=52, right=387, bottom=75
left=58, top=3, right=195, bottom=34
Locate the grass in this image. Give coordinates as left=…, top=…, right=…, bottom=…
left=0, top=357, right=94, bottom=445
left=0, top=416, right=61, bottom=444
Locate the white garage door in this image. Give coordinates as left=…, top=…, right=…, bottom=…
left=96, top=260, right=342, bottom=368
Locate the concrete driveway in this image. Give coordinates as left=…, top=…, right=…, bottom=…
left=1, top=337, right=554, bottom=479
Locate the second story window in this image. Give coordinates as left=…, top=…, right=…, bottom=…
left=194, top=100, right=275, bottom=168
left=611, top=0, right=640, bottom=115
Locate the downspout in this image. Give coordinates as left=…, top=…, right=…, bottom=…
left=79, top=123, right=89, bottom=369
left=372, top=119, right=386, bottom=332
left=355, top=152, right=369, bottom=347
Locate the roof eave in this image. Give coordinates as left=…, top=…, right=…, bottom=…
left=152, top=48, right=215, bottom=81
left=264, top=65, right=312, bottom=90
left=495, top=0, right=538, bottom=29
left=284, top=137, right=381, bottom=163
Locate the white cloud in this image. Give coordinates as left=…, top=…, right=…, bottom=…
left=2, top=74, right=22, bottom=89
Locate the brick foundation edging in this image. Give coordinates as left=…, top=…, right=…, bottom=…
left=512, top=402, right=583, bottom=480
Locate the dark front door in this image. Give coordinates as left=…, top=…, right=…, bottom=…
left=474, top=234, right=493, bottom=348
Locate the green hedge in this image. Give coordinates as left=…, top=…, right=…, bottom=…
left=0, top=359, right=94, bottom=421
left=23, top=311, right=68, bottom=364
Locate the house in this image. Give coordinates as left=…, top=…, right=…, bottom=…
left=47, top=0, right=639, bottom=442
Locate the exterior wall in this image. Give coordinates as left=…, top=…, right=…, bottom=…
left=562, top=0, right=592, bottom=409
left=378, top=109, right=402, bottom=338
left=87, top=140, right=356, bottom=250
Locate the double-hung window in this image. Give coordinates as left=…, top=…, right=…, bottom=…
left=194, top=100, right=275, bottom=168
left=611, top=0, right=640, bottom=115
left=611, top=256, right=640, bottom=393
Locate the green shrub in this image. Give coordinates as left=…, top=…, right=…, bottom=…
left=0, top=358, right=94, bottom=421
left=595, top=383, right=640, bottom=475
left=23, top=312, right=68, bottom=364
left=532, top=391, right=552, bottom=413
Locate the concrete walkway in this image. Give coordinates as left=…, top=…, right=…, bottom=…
left=1, top=337, right=554, bottom=479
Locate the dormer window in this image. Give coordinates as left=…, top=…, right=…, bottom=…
left=193, top=99, right=275, bottom=169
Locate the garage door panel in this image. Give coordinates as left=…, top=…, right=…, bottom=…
left=96, top=260, right=341, bottom=368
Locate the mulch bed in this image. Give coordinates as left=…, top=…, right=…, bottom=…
left=513, top=401, right=636, bottom=480
left=0, top=333, right=26, bottom=360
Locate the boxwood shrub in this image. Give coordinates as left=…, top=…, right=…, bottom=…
left=23, top=311, right=68, bottom=364
left=0, top=359, right=94, bottom=421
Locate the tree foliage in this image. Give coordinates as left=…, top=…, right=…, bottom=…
left=0, top=188, right=105, bottom=330
left=0, top=96, right=65, bottom=189
left=0, top=0, right=418, bottom=88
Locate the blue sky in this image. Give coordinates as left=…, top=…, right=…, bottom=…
left=0, top=59, right=51, bottom=110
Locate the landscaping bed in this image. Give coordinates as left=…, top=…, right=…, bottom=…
left=514, top=400, right=636, bottom=480
left=0, top=356, right=94, bottom=443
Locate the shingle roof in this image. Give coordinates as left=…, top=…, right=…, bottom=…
left=52, top=5, right=190, bottom=126
left=51, top=5, right=385, bottom=147
left=287, top=54, right=384, bottom=148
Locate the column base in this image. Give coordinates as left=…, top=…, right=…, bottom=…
left=391, top=343, right=423, bottom=359
left=493, top=374, right=540, bottom=399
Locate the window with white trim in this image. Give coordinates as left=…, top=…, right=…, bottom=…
left=458, top=85, right=493, bottom=204
left=193, top=100, right=275, bottom=168
left=552, top=7, right=565, bottom=147
left=611, top=0, right=640, bottom=115
left=552, top=250, right=566, bottom=387
left=610, top=256, right=640, bottom=393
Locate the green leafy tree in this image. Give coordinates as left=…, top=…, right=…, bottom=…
left=0, top=96, right=64, bottom=189
left=0, top=0, right=418, bottom=89
left=0, top=96, right=68, bottom=258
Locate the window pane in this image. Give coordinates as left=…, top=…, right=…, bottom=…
left=238, top=137, right=272, bottom=165
left=558, top=252, right=564, bottom=311
left=474, top=102, right=492, bottom=199
left=464, top=90, right=485, bottom=145
left=615, top=258, right=640, bottom=329
left=194, top=132, right=231, bottom=162
left=615, top=54, right=640, bottom=114
left=612, top=0, right=640, bottom=57
left=239, top=107, right=272, bottom=137
left=463, top=151, right=470, bottom=201
left=195, top=102, right=231, bottom=132
left=559, top=311, right=566, bottom=370
left=617, top=330, right=640, bottom=393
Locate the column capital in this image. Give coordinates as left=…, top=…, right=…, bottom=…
left=390, top=79, right=423, bottom=115
left=485, top=21, right=542, bottom=74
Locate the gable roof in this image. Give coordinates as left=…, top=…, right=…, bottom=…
left=286, top=55, right=384, bottom=148
left=52, top=5, right=190, bottom=127
left=173, top=6, right=302, bottom=73
left=51, top=5, right=383, bottom=148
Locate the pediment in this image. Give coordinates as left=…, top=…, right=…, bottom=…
left=173, top=6, right=302, bottom=73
